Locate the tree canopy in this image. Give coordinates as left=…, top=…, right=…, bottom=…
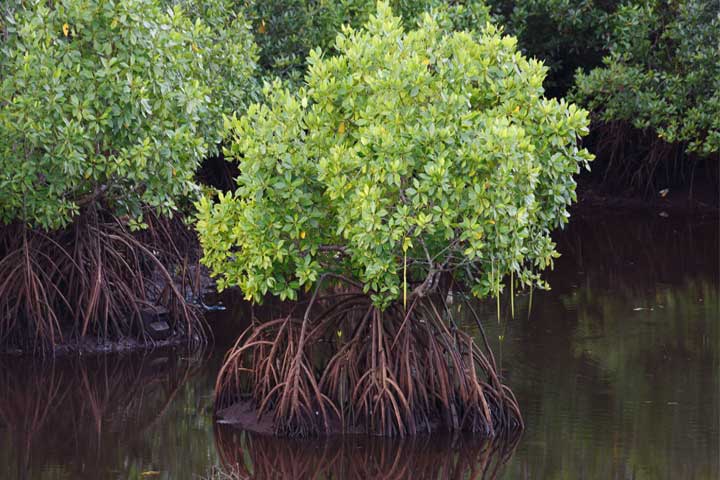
left=197, top=2, right=593, bottom=307
left=0, top=0, right=257, bottom=230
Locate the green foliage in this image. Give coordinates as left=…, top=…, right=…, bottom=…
left=168, top=0, right=259, bottom=147
left=486, top=0, right=617, bottom=94
left=572, top=0, right=719, bottom=156
left=244, top=0, right=490, bottom=82
left=196, top=3, right=592, bottom=307
left=243, top=0, right=369, bottom=82
left=0, top=0, right=257, bottom=230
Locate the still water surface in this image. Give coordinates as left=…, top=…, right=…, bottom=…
left=0, top=213, right=717, bottom=479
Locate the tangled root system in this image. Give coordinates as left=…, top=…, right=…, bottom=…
left=213, top=423, right=520, bottom=479
left=0, top=208, right=205, bottom=351
left=216, top=287, right=523, bottom=437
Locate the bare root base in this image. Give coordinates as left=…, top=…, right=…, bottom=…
left=216, top=294, right=523, bottom=437
left=0, top=209, right=205, bottom=351
left=213, top=423, right=521, bottom=479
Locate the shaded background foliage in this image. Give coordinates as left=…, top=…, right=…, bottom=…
left=571, top=0, right=719, bottom=193
left=243, top=0, right=492, bottom=84
left=486, top=0, right=718, bottom=195
left=486, top=0, right=617, bottom=97
left=572, top=0, right=719, bottom=157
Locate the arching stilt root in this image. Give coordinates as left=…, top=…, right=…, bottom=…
left=0, top=351, right=202, bottom=473
left=0, top=208, right=206, bottom=352
left=215, top=292, right=523, bottom=437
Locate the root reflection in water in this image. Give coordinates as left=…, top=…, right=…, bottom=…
left=0, top=350, right=201, bottom=479
left=214, top=423, right=521, bottom=480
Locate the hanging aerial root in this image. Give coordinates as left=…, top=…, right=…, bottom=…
left=215, top=289, right=523, bottom=437
left=0, top=208, right=206, bottom=351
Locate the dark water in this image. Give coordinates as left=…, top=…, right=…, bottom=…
left=0, top=213, right=717, bottom=479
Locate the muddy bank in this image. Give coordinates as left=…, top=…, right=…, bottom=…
left=0, top=335, right=198, bottom=358
left=215, top=399, right=483, bottom=438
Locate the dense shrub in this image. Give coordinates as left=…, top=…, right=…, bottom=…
left=0, top=0, right=256, bottom=230
left=484, top=1, right=718, bottom=192
left=0, top=0, right=257, bottom=349
left=572, top=0, right=719, bottom=157
left=197, top=2, right=592, bottom=307
left=244, top=0, right=490, bottom=82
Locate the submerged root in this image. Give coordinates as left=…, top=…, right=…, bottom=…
left=216, top=293, right=523, bottom=437
left=0, top=208, right=206, bottom=351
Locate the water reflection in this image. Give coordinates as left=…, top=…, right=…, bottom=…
left=214, top=425, right=521, bottom=479
left=0, top=351, right=207, bottom=479
left=482, top=214, right=719, bottom=479
left=0, top=213, right=716, bottom=479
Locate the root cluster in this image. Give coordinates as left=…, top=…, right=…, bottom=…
left=216, top=291, right=523, bottom=437
left=0, top=208, right=205, bottom=350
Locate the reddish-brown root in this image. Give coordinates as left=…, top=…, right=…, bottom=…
left=0, top=208, right=206, bottom=351
left=215, top=293, right=523, bottom=437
